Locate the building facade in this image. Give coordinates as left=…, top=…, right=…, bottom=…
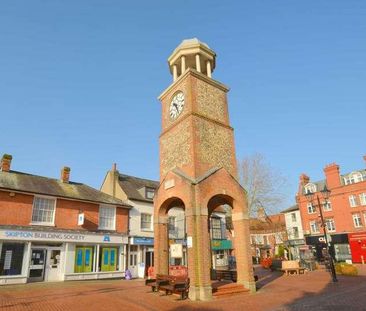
left=281, top=205, right=305, bottom=260
left=0, top=155, right=130, bottom=285
left=100, top=166, right=185, bottom=278
left=296, top=155, right=366, bottom=263
left=250, top=209, right=287, bottom=261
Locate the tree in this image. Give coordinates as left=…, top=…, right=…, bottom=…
left=238, top=153, right=287, bottom=216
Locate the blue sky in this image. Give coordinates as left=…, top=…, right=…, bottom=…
left=0, top=1, right=365, bottom=211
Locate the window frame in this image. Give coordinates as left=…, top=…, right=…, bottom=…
left=352, top=213, right=363, bottom=228
left=140, top=213, right=153, bottom=231
left=211, top=217, right=223, bottom=239
left=322, top=200, right=332, bottom=212
left=304, top=183, right=316, bottom=194
left=98, top=205, right=116, bottom=231
left=307, top=203, right=316, bottom=214
left=145, top=187, right=155, bottom=200
left=168, top=216, right=176, bottom=233
left=310, top=220, right=319, bottom=233
left=325, top=218, right=336, bottom=232
left=349, top=195, right=358, bottom=207
left=359, top=193, right=366, bottom=206
left=291, top=212, right=297, bottom=222
left=31, top=195, right=57, bottom=226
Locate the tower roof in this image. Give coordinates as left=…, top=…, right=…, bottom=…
left=168, top=38, right=216, bottom=79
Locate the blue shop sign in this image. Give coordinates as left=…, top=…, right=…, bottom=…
left=133, top=237, right=154, bottom=245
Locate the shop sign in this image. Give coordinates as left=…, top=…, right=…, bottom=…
left=0, top=229, right=127, bottom=244
left=187, top=236, right=193, bottom=248
left=211, top=240, right=232, bottom=250
left=170, top=244, right=183, bottom=258
left=77, top=213, right=85, bottom=226
left=133, top=237, right=154, bottom=245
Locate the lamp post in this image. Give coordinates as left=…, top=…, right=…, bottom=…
left=305, top=185, right=338, bottom=282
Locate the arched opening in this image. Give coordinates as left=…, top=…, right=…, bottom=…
left=156, top=197, right=187, bottom=277
left=207, top=195, right=236, bottom=282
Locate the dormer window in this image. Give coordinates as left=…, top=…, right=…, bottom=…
left=145, top=187, right=155, bottom=200
left=304, top=183, right=316, bottom=194
left=344, top=172, right=363, bottom=185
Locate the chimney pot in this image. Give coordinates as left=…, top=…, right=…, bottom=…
left=112, top=163, right=117, bottom=171
left=61, top=166, right=71, bottom=183
left=1, top=154, right=12, bottom=172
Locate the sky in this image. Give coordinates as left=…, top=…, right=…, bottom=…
left=0, top=1, right=365, bottom=211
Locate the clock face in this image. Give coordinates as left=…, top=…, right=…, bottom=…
left=169, top=91, right=185, bottom=120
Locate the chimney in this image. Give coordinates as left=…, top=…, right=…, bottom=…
left=363, top=155, right=366, bottom=165
left=0, top=154, right=12, bottom=172
left=61, top=166, right=71, bottom=183
left=324, top=163, right=341, bottom=189
left=298, top=173, right=310, bottom=195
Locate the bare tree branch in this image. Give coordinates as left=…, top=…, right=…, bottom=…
left=239, top=153, right=287, bottom=216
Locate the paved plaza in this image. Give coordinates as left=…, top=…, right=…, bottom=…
left=1, top=266, right=366, bottom=311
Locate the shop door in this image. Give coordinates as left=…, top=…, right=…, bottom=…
left=29, top=248, right=46, bottom=282
left=128, top=245, right=138, bottom=277
left=145, top=250, right=154, bottom=277
left=45, top=248, right=62, bottom=282
left=101, top=247, right=117, bottom=271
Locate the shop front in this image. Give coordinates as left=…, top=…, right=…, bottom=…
left=285, top=239, right=305, bottom=260
left=129, top=236, right=154, bottom=278
left=305, top=233, right=350, bottom=262
left=348, top=232, right=366, bottom=263
left=0, top=227, right=128, bottom=285
left=211, top=239, right=232, bottom=270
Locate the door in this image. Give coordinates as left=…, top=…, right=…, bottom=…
left=45, top=248, right=62, bottom=282
left=101, top=247, right=117, bottom=271
left=29, top=248, right=46, bottom=282
left=128, top=245, right=138, bottom=277
left=145, top=251, right=154, bottom=277
left=75, top=247, right=93, bottom=273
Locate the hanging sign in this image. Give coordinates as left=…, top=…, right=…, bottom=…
left=78, top=213, right=85, bottom=226
left=170, top=244, right=183, bottom=258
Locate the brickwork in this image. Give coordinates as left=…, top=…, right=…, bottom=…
left=155, top=41, right=253, bottom=301
left=0, top=190, right=128, bottom=234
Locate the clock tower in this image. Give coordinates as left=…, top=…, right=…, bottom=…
left=154, top=39, right=255, bottom=301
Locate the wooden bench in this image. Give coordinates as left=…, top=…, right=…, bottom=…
left=145, top=274, right=170, bottom=292
left=159, top=275, right=190, bottom=300
left=146, top=274, right=190, bottom=299
left=281, top=260, right=305, bottom=276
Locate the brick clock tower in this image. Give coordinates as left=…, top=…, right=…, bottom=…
left=154, top=39, right=255, bottom=301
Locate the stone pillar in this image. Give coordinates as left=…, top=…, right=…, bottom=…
left=186, top=206, right=212, bottom=301
left=154, top=216, right=169, bottom=275
left=181, top=55, right=186, bottom=74
left=195, top=54, right=201, bottom=72
left=206, top=60, right=212, bottom=78
left=232, top=210, right=256, bottom=293
left=173, top=65, right=178, bottom=81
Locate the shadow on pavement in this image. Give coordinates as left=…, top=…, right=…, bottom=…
left=275, top=274, right=366, bottom=311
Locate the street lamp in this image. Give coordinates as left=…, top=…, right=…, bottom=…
left=305, top=185, right=338, bottom=282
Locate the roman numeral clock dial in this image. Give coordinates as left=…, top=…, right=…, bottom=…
left=169, top=91, right=185, bottom=120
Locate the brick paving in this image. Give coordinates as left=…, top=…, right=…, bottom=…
left=1, top=266, right=366, bottom=311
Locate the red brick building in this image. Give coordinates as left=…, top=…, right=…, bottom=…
left=250, top=209, right=287, bottom=261
left=296, top=155, right=366, bottom=263
left=0, top=154, right=130, bottom=285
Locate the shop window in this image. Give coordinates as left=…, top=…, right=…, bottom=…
left=263, top=235, right=268, bottom=245
left=100, top=247, right=118, bottom=272
left=74, top=247, right=93, bottom=273
left=31, top=196, right=56, bottom=225
left=307, top=203, right=316, bottom=214
left=141, top=213, right=152, bottom=231
left=0, top=243, right=25, bottom=276
left=349, top=195, right=358, bottom=207
left=99, top=205, right=116, bottom=230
